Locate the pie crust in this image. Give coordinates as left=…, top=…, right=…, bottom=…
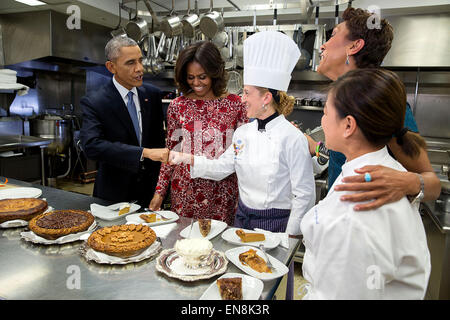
left=217, top=277, right=243, bottom=300
left=29, top=209, right=94, bottom=240
left=0, top=198, right=48, bottom=223
left=198, top=219, right=211, bottom=237
left=239, top=249, right=272, bottom=273
left=87, top=224, right=156, bottom=258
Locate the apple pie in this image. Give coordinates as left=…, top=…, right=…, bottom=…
left=0, top=198, right=48, bottom=223
left=239, top=249, right=272, bottom=273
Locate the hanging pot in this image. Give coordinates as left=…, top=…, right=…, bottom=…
left=182, top=0, right=200, bottom=38
left=160, top=0, right=183, bottom=38
left=199, top=0, right=224, bottom=39
left=126, top=1, right=149, bottom=42
left=295, top=26, right=311, bottom=70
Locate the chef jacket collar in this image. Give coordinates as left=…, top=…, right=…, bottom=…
left=257, top=111, right=279, bottom=131
left=341, top=146, right=390, bottom=178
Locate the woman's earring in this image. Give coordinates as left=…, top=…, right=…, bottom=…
left=345, top=53, right=350, bottom=65
left=262, top=104, right=267, bottom=110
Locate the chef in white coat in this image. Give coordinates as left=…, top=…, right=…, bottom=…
left=170, top=31, right=315, bottom=236
left=300, top=68, right=430, bottom=299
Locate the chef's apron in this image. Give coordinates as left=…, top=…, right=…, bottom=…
left=234, top=198, right=294, bottom=299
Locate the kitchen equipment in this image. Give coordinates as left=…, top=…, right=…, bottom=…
left=125, top=2, right=149, bottom=42
left=110, top=1, right=126, bottom=38
left=212, top=30, right=228, bottom=49
left=295, top=26, right=311, bottom=70
left=182, top=0, right=200, bottom=38
left=160, top=0, right=183, bottom=38
left=30, top=114, right=72, bottom=155
left=199, top=0, right=224, bottom=39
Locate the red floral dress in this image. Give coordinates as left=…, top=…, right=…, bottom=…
left=155, top=94, right=248, bottom=225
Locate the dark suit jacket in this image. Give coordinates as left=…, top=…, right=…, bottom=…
left=80, top=79, right=165, bottom=207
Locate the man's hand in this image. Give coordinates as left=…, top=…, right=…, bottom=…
left=143, top=148, right=169, bottom=163
left=168, top=151, right=192, bottom=165
left=334, top=165, right=420, bottom=211
left=149, top=193, right=163, bottom=211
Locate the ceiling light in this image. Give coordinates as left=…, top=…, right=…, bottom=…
left=14, top=0, right=47, bottom=6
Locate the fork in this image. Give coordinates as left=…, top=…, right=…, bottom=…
left=259, top=244, right=275, bottom=272
left=144, top=208, right=171, bottom=221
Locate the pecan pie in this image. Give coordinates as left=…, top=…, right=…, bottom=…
left=29, top=209, right=94, bottom=240
left=239, top=249, right=272, bottom=273
left=87, top=224, right=156, bottom=258
left=0, top=198, right=48, bottom=223
left=198, top=219, right=211, bottom=237
left=217, top=277, right=243, bottom=300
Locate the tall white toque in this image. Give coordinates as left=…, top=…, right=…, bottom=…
left=243, top=31, right=301, bottom=92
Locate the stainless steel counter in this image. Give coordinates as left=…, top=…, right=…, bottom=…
left=420, top=201, right=450, bottom=299
left=0, top=178, right=300, bottom=300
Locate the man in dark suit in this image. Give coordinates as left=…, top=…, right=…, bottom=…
left=80, top=36, right=168, bottom=207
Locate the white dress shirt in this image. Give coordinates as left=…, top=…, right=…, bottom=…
left=191, top=114, right=316, bottom=235
left=112, top=76, right=142, bottom=145
left=300, top=147, right=431, bottom=299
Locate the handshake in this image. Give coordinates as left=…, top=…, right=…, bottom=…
left=143, top=148, right=192, bottom=165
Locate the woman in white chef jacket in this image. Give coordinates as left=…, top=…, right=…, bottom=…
left=170, top=31, right=315, bottom=236
left=300, top=68, right=431, bottom=300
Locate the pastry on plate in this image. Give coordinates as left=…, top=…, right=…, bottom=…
left=0, top=198, right=48, bottom=223
left=118, top=203, right=131, bottom=215
left=29, top=209, right=94, bottom=240
left=87, top=224, right=156, bottom=258
left=140, top=213, right=156, bottom=223
left=239, top=248, right=272, bottom=273
left=217, top=277, right=243, bottom=300
left=235, top=229, right=265, bottom=243
left=198, top=218, right=211, bottom=237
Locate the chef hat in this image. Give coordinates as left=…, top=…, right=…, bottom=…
left=243, top=31, right=301, bottom=92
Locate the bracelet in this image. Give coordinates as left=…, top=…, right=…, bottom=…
left=315, top=141, right=322, bottom=158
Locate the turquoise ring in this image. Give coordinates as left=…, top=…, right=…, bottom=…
left=364, top=172, right=372, bottom=182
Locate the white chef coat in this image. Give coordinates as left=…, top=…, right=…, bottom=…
left=191, top=114, right=316, bottom=235
left=300, top=146, right=431, bottom=299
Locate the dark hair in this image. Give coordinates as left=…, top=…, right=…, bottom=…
left=329, top=69, right=426, bottom=158
left=174, top=41, right=228, bottom=97
left=342, top=7, right=394, bottom=68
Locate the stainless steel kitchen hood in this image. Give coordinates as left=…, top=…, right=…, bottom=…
left=382, top=13, right=450, bottom=68
left=0, top=10, right=111, bottom=66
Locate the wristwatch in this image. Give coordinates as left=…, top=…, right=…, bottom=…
left=411, top=173, right=425, bottom=205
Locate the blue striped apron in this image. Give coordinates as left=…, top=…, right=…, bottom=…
left=233, top=198, right=294, bottom=300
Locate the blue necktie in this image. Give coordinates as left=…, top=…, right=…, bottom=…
left=126, top=91, right=141, bottom=145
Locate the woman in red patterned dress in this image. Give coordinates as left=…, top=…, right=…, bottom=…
left=149, top=41, right=247, bottom=225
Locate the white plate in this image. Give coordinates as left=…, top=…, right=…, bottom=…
left=225, top=246, right=289, bottom=281
left=156, top=248, right=228, bottom=282
left=125, top=210, right=179, bottom=227
left=199, top=273, right=264, bottom=300
left=221, top=227, right=281, bottom=250
left=90, top=202, right=140, bottom=221
left=179, top=219, right=228, bottom=240
left=0, top=187, right=42, bottom=200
